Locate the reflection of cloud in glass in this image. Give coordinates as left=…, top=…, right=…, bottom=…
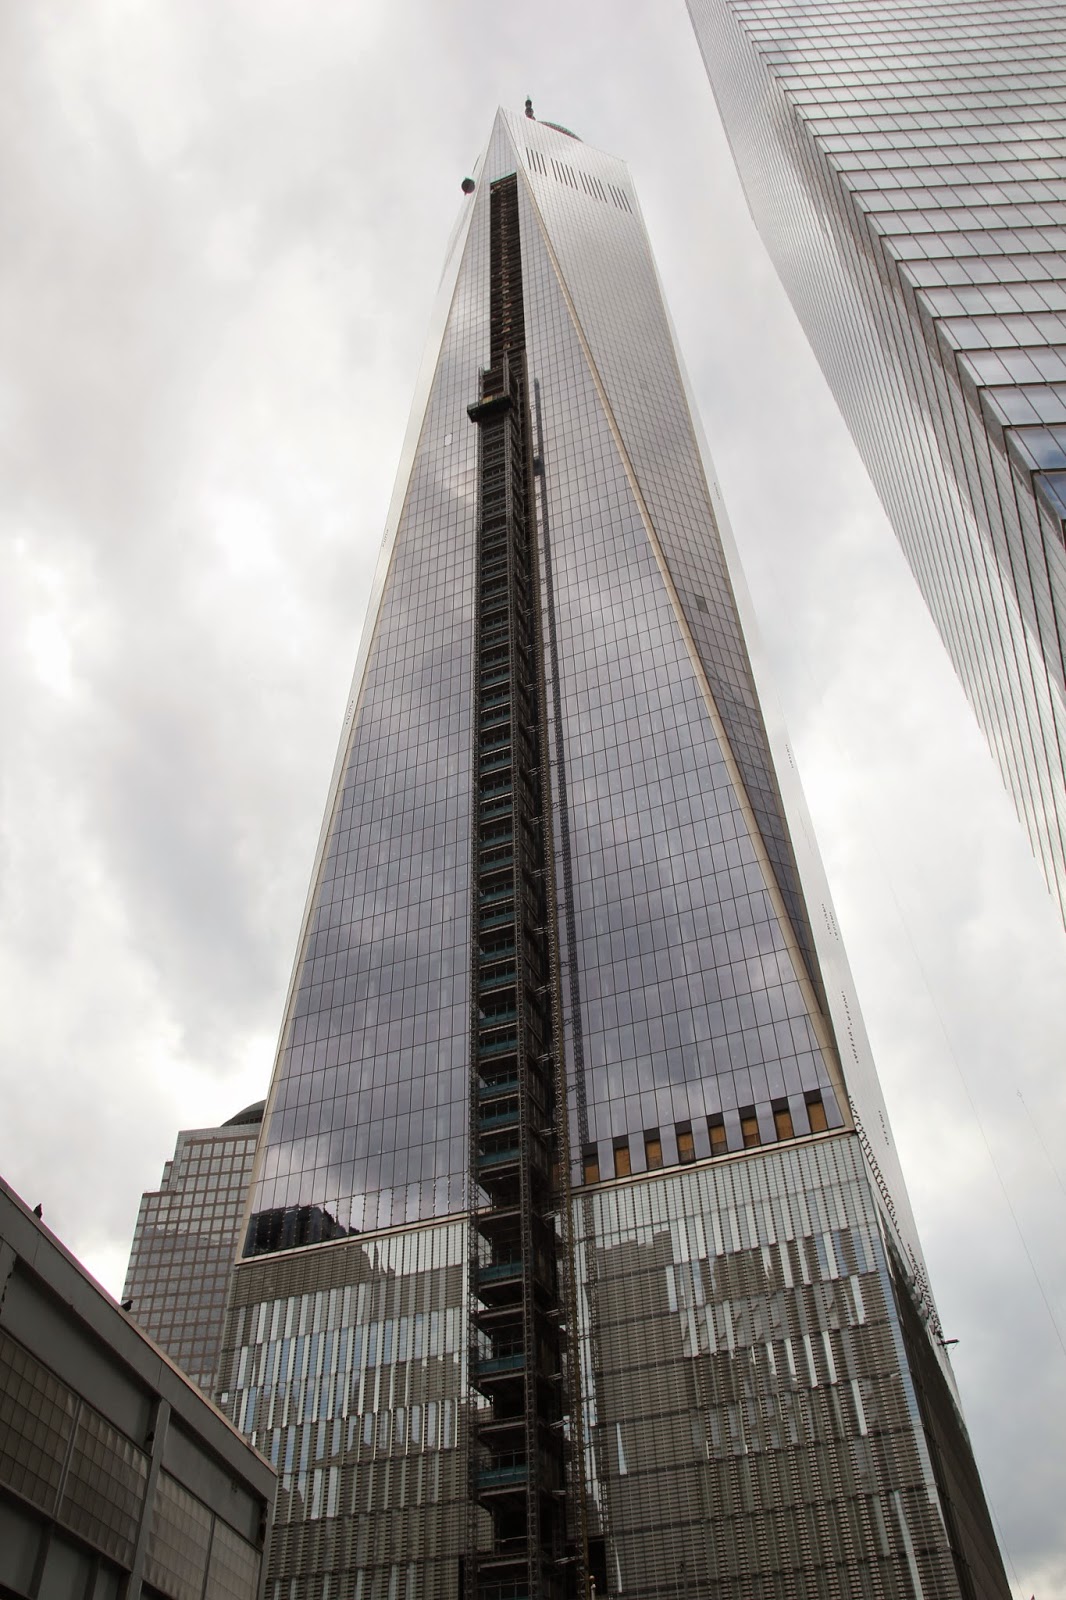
left=250, top=107, right=847, bottom=1242
left=245, top=262, right=484, bottom=1238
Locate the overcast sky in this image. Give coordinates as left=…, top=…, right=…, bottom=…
left=2, top=3, right=1064, bottom=1594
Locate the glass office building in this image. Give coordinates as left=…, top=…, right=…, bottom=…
left=217, top=109, right=1009, bottom=1599
left=123, top=1102, right=263, bottom=1393
left=688, top=0, right=1066, bottom=922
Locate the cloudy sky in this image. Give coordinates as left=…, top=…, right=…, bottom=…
left=2, top=2, right=1064, bottom=1592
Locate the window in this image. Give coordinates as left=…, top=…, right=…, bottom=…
left=612, top=1139, right=631, bottom=1179
left=740, top=1109, right=761, bottom=1149
left=582, top=1145, right=600, bottom=1185
left=676, top=1123, right=695, bottom=1164
left=644, top=1130, right=663, bottom=1169
left=708, top=1116, right=728, bottom=1157
left=772, top=1101, right=795, bottom=1141
left=806, top=1093, right=829, bottom=1134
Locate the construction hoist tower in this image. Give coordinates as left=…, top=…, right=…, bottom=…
left=466, top=172, right=584, bottom=1600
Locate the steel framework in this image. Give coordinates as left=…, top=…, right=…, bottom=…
left=465, top=174, right=585, bottom=1600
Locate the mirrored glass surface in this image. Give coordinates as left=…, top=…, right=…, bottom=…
left=689, top=0, right=1066, bottom=923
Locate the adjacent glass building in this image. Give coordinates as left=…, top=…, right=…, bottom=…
left=217, top=108, right=1009, bottom=1600
left=688, top=0, right=1066, bottom=921
left=123, top=1102, right=264, bottom=1393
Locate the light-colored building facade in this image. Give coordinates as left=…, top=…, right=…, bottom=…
left=688, top=0, right=1066, bottom=922
left=0, top=1173, right=274, bottom=1600
left=123, top=1102, right=264, bottom=1393
left=218, top=109, right=1009, bottom=1600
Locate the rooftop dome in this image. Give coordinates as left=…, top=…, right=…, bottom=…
left=224, top=1100, right=266, bottom=1127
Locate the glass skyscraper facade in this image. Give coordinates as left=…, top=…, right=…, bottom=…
left=217, top=109, right=1009, bottom=1600
left=123, top=1101, right=263, bottom=1393
left=688, top=0, right=1066, bottom=922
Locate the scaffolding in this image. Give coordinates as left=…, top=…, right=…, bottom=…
left=465, top=174, right=583, bottom=1600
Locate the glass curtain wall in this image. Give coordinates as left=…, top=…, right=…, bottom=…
left=218, top=108, right=1009, bottom=1600
left=688, top=0, right=1066, bottom=922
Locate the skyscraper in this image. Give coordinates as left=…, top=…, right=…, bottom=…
left=123, top=1101, right=264, bottom=1392
left=217, top=108, right=1009, bottom=1600
left=688, top=0, right=1066, bottom=922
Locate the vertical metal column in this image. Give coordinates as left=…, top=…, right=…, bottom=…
left=465, top=174, right=575, bottom=1600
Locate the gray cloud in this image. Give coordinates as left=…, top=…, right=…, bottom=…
left=0, top=2, right=1062, bottom=1592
